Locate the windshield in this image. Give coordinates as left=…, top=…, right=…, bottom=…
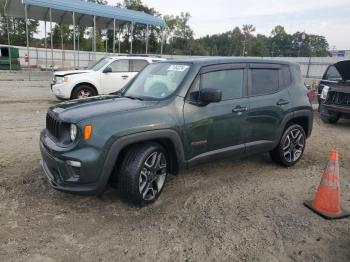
left=123, top=63, right=191, bottom=100
left=88, top=58, right=110, bottom=71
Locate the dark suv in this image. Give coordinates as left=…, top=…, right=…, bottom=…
left=318, top=60, right=350, bottom=123
left=40, top=58, right=313, bottom=205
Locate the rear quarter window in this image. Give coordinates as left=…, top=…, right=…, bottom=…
left=131, top=60, right=149, bottom=72
left=279, top=65, right=292, bottom=89
left=290, top=65, right=303, bottom=86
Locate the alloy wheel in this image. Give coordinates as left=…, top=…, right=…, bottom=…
left=282, top=128, right=305, bottom=163
left=139, top=151, right=167, bottom=201
left=77, top=89, right=91, bottom=99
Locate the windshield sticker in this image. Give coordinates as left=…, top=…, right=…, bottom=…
left=168, top=65, right=189, bottom=72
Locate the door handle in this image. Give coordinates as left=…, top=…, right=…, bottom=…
left=232, top=105, right=248, bottom=113
left=276, top=99, right=289, bottom=106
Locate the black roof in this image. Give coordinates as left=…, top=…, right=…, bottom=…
left=165, top=57, right=297, bottom=67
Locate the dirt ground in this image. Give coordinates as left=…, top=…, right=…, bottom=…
left=0, top=71, right=350, bottom=262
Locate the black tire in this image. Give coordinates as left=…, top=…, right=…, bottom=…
left=320, top=112, right=341, bottom=124
left=71, top=84, right=97, bottom=100
left=270, top=124, right=306, bottom=167
left=119, top=143, right=168, bottom=206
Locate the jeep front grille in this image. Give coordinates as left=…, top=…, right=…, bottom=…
left=46, top=113, right=61, bottom=139
left=326, top=91, right=350, bottom=106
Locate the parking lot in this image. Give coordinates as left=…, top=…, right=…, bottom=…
left=0, top=71, right=350, bottom=262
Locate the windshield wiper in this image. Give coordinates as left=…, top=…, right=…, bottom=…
left=122, top=95, right=144, bottom=101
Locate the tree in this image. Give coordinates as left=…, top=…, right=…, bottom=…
left=251, top=34, right=270, bottom=57
left=164, top=12, right=194, bottom=55
left=112, top=0, right=162, bottom=54
left=242, top=24, right=255, bottom=56
left=0, top=0, right=331, bottom=57
left=270, top=25, right=293, bottom=56
left=0, top=0, right=39, bottom=46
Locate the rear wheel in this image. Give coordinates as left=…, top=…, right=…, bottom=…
left=270, top=124, right=306, bottom=167
left=71, top=85, right=97, bottom=100
left=119, top=143, right=168, bottom=206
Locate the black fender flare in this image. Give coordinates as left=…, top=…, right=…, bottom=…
left=274, top=109, right=313, bottom=148
left=95, top=129, right=186, bottom=194
left=293, top=109, right=313, bottom=138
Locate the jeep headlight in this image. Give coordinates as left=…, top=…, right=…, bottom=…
left=320, top=85, right=330, bottom=100
left=70, top=124, right=78, bottom=142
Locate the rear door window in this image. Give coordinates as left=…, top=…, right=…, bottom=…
left=251, top=69, right=279, bottom=96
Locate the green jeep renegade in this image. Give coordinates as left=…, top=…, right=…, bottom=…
left=40, top=58, right=313, bottom=205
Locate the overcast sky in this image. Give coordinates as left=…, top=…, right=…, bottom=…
left=107, top=0, right=350, bottom=50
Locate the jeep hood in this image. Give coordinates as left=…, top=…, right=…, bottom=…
left=54, top=70, right=92, bottom=77
left=50, top=95, right=159, bottom=123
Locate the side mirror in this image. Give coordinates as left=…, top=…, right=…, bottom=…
left=103, top=66, right=112, bottom=73
left=199, top=88, right=222, bottom=104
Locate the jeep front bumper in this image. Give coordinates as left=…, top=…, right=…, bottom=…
left=39, top=130, right=110, bottom=196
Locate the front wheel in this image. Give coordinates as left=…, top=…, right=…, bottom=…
left=119, top=143, right=168, bottom=206
left=320, top=112, right=341, bottom=124
left=71, top=85, right=97, bottom=100
left=270, top=124, right=306, bottom=167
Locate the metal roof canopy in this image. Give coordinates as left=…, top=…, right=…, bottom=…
left=5, top=0, right=166, bottom=28
left=4, top=0, right=166, bottom=78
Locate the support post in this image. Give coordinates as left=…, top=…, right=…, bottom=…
left=130, top=23, right=134, bottom=54
left=72, top=12, right=76, bottom=69
left=118, top=27, right=121, bottom=54
left=145, top=24, right=149, bottom=55
left=49, top=8, right=54, bottom=72
left=44, top=21, right=48, bottom=71
left=61, top=25, right=64, bottom=69
left=113, top=19, right=116, bottom=54
left=77, top=27, right=80, bottom=68
left=93, top=16, right=96, bottom=60
left=160, top=28, right=164, bottom=56
left=306, top=56, right=312, bottom=78
left=24, top=4, right=30, bottom=80
left=6, top=15, right=12, bottom=71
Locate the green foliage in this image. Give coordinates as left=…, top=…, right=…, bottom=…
left=196, top=25, right=329, bottom=57
left=164, top=12, right=194, bottom=55
left=0, top=0, right=39, bottom=46
left=0, top=0, right=330, bottom=57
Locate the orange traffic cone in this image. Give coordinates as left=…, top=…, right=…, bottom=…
left=304, top=149, right=349, bottom=220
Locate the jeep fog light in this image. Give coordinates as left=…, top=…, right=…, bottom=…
left=66, top=160, right=81, bottom=168
left=70, top=124, right=78, bottom=142
left=320, top=85, right=330, bottom=100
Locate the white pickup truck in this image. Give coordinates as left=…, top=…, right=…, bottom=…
left=51, top=56, right=166, bottom=100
